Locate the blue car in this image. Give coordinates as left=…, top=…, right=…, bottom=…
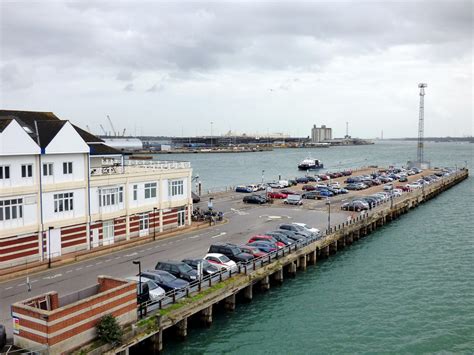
left=141, top=270, right=189, bottom=291
left=247, top=241, right=278, bottom=253
left=318, top=189, right=334, bottom=197
left=296, top=177, right=309, bottom=184
left=236, top=185, right=253, bottom=193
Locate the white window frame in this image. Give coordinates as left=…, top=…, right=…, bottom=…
left=0, top=165, right=10, bottom=180
left=54, top=192, right=74, bottom=213
left=42, top=163, right=53, bottom=176
left=0, top=198, right=23, bottom=221
left=177, top=208, right=186, bottom=227
left=144, top=182, right=157, bottom=199
left=102, top=220, right=114, bottom=245
left=169, top=180, right=184, bottom=197
left=139, top=214, right=149, bottom=236
left=63, top=162, right=73, bottom=175
left=21, top=164, right=33, bottom=178
left=99, top=186, right=123, bottom=207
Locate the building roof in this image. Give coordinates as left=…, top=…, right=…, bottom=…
left=0, top=109, right=104, bottom=144
left=89, top=143, right=122, bottom=155
left=35, top=120, right=67, bottom=148
left=0, top=117, right=13, bottom=132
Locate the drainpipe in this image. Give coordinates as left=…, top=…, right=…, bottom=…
left=86, top=153, right=92, bottom=250
left=34, top=121, right=45, bottom=261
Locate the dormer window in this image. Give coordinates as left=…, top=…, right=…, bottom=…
left=21, top=164, right=33, bottom=178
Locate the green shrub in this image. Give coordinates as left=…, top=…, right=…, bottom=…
left=96, top=314, right=123, bottom=345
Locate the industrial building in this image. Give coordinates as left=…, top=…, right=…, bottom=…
left=311, top=125, right=333, bottom=143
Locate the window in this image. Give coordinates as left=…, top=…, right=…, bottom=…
left=0, top=166, right=10, bottom=180
left=0, top=199, right=23, bottom=221
left=63, top=162, right=73, bottom=174
left=169, top=180, right=184, bottom=196
left=21, top=164, right=33, bottom=178
left=144, top=182, right=157, bottom=199
left=43, top=163, right=53, bottom=176
left=178, top=208, right=186, bottom=226
left=139, top=214, right=149, bottom=233
left=133, top=185, right=138, bottom=201
left=99, top=187, right=123, bottom=207
left=54, top=192, right=74, bottom=213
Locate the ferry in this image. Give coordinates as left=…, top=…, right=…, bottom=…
left=298, top=157, right=324, bottom=170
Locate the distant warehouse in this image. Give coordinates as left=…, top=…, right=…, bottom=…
left=102, top=137, right=143, bottom=151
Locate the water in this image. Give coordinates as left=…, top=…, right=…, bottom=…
left=161, top=141, right=473, bottom=354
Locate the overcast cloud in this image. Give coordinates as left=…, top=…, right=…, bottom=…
left=0, top=0, right=472, bottom=138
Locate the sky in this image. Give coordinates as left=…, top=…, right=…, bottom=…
left=0, top=0, right=472, bottom=138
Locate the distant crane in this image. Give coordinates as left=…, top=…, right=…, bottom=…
left=99, top=124, right=108, bottom=136
left=107, top=115, right=118, bottom=136
left=417, top=83, right=427, bottom=164
left=122, top=128, right=126, bottom=136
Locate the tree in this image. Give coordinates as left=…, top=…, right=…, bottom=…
left=96, top=314, right=123, bottom=345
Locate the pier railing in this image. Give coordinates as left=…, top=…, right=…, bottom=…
left=136, top=169, right=467, bottom=318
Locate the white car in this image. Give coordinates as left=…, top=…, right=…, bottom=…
left=392, top=189, right=402, bottom=197
left=126, top=276, right=166, bottom=301
left=329, top=182, right=340, bottom=188
left=292, top=222, right=320, bottom=235
left=247, top=184, right=259, bottom=192
left=204, top=253, right=238, bottom=272
left=383, top=184, right=393, bottom=191
left=407, top=183, right=422, bottom=189
left=278, top=180, right=290, bottom=188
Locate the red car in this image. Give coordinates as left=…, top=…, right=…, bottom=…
left=318, top=174, right=330, bottom=180
left=268, top=192, right=288, bottom=199
left=302, top=184, right=316, bottom=191
left=280, top=189, right=299, bottom=195
left=248, top=235, right=285, bottom=248
left=239, top=245, right=266, bottom=258
left=396, top=185, right=411, bottom=192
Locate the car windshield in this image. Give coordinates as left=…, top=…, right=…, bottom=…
left=147, top=280, right=158, bottom=291
left=219, top=255, right=231, bottom=262
left=161, top=273, right=176, bottom=282
left=230, top=247, right=242, bottom=254
left=178, top=264, right=193, bottom=273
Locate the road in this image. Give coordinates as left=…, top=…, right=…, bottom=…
left=0, top=192, right=348, bottom=339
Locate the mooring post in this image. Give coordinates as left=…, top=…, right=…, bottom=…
left=322, top=245, right=330, bottom=258
left=243, top=284, right=253, bottom=301
left=200, top=305, right=213, bottom=327
left=260, top=275, right=271, bottom=291
left=339, top=236, right=346, bottom=249
left=329, top=240, right=337, bottom=254
left=225, top=293, right=236, bottom=311
left=273, top=268, right=284, bottom=284
left=150, top=315, right=163, bottom=353
left=176, top=317, right=188, bottom=339
left=287, top=261, right=297, bottom=277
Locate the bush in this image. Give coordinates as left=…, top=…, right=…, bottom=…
left=96, top=314, right=123, bottom=345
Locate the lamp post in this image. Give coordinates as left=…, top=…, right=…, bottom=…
left=153, top=207, right=158, bottom=241
left=326, top=199, right=331, bottom=233
left=48, top=226, right=53, bottom=268
left=261, top=170, right=265, bottom=184
left=132, top=260, right=143, bottom=317
left=210, top=122, right=214, bottom=148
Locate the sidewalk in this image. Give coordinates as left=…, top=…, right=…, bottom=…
left=0, top=220, right=218, bottom=283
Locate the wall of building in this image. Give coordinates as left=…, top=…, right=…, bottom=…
left=40, top=153, right=86, bottom=185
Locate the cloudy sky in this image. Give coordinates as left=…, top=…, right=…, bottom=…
left=0, top=0, right=472, bottom=138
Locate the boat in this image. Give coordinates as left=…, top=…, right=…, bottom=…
left=298, top=158, right=324, bottom=170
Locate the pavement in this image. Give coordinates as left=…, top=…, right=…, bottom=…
left=0, top=167, right=432, bottom=341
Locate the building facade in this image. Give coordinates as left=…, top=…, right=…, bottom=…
left=311, top=124, right=333, bottom=143
left=0, top=110, right=193, bottom=269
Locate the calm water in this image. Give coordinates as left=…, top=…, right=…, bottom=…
left=161, top=141, right=473, bottom=354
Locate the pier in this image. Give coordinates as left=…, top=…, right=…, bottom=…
left=78, top=169, right=468, bottom=355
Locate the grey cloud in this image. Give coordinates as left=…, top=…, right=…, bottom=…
left=116, top=70, right=134, bottom=81
left=123, top=83, right=134, bottom=92
left=146, top=83, right=164, bottom=93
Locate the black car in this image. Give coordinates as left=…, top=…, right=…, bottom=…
left=155, top=260, right=198, bottom=282
left=182, top=258, right=219, bottom=275
left=296, top=177, right=309, bottom=184
left=141, top=270, right=189, bottom=291
left=0, top=324, right=6, bottom=349
left=208, top=243, right=254, bottom=262
left=243, top=195, right=267, bottom=204
left=271, top=229, right=308, bottom=242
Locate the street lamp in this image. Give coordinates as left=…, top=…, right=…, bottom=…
left=261, top=170, right=265, bottom=184
left=326, top=199, right=331, bottom=233
left=132, top=260, right=143, bottom=317
left=210, top=122, right=214, bottom=148
left=48, top=226, right=53, bottom=268
left=153, top=207, right=158, bottom=241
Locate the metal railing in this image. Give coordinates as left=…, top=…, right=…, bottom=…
left=90, top=160, right=191, bottom=176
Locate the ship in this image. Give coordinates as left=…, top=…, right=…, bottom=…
left=298, top=157, right=324, bottom=170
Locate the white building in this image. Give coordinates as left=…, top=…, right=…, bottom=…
left=0, top=110, right=192, bottom=269
left=311, top=125, right=333, bottom=143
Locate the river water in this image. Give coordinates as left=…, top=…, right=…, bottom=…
left=160, top=141, right=473, bottom=354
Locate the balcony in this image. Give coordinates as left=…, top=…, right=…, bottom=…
left=90, top=158, right=191, bottom=177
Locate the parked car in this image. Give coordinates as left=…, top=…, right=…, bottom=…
left=292, top=222, right=320, bottom=235
left=302, top=191, right=322, bottom=199
left=127, top=276, right=166, bottom=301
left=246, top=241, right=278, bottom=253
left=236, top=185, right=253, bottom=193
left=0, top=324, right=6, bottom=350
left=302, top=184, right=317, bottom=191
left=284, top=194, right=303, bottom=205
left=191, top=191, right=201, bottom=203
left=248, top=235, right=285, bottom=248
left=262, top=232, right=293, bottom=245
left=399, top=176, right=408, bottom=182
left=268, top=191, right=288, bottom=199
left=396, top=185, right=411, bottom=192
left=383, top=184, right=393, bottom=191
left=243, top=195, right=267, bottom=204
left=280, top=189, right=299, bottom=195
left=182, top=258, right=220, bottom=275
left=140, top=270, right=189, bottom=291
left=296, top=177, right=309, bottom=184
left=208, top=243, right=254, bottom=262
left=271, top=229, right=308, bottom=242
left=279, top=224, right=313, bottom=238
left=268, top=182, right=284, bottom=188
left=204, top=253, right=238, bottom=271
left=341, top=200, right=370, bottom=211
left=155, top=260, right=198, bottom=281
left=239, top=245, right=267, bottom=258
